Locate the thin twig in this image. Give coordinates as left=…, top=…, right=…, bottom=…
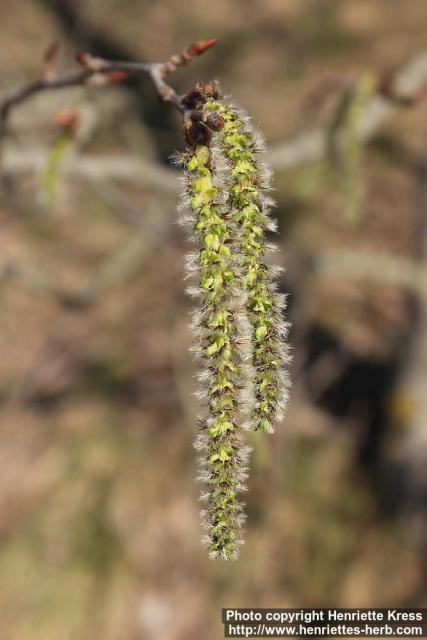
left=0, top=39, right=217, bottom=135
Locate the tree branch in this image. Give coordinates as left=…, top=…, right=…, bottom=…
left=0, top=39, right=217, bottom=136
left=2, top=147, right=180, bottom=194
left=316, top=248, right=427, bottom=300
left=266, top=52, right=427, bottom=171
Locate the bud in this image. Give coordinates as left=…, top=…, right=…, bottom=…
left=205, top=112, right=224, bottom=131
left=75, top=51, right=105, bottom=72
left=187, top=39, right=217, bottom=58
left=182, top=119, right=212, bottom=147
left=107, top=71, right=130, bottom=84
left=43, top=40, right=60, bottom=82
left=53, top=107, right=80, bottom=136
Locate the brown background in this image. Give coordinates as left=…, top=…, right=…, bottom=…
left=0, top=1, right=427, bottom=638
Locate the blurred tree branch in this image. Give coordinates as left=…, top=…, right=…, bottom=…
left=2, top=148, right=179, bottom=194
left=1, top=44, right=426, bottom=192
left=267, top=52, right=427, bottom=170
left=2, top=46, right=427, bottom=314
left=317, top=249, right=427, bottom=300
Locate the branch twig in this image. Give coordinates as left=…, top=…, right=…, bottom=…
left=266, top=52, right=427, bottom=171
left=0, top=39, right=217, bottom=136
left=316, top=249, right=427, bottom=301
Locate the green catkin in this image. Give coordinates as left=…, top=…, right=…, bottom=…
left=204, top=98, right=291, bottom=433
left=178, top=84, right=291, bottom=558
left=180, top=142, right=250, bottom=560
left=42, top=129, right=73, bottom=203
left=343, top=73, right=376, bottom=223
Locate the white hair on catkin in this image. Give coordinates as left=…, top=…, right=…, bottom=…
left=179, top=135, right=252, bottom=560
left=202, top=96, right=292, bottom=433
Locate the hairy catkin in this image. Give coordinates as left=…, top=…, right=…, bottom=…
left=204, top=98, right=291, bottom=433
left=179, top=142, right=250, bottom=560
left=178, top=85, right=291, bottom=559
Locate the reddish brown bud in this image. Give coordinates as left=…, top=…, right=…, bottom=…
left=44, top=40, right=60, bottom=65
left=43, top=40, right=60, bottom=82
left=197, top=81, right=221, bottom=99
left=75, top=51, right=88, bottom=66
left=107, top=71, right=130, bottom=84
left=53, top=107, right=80, bottom=135
left=205, top=112, right=224, bottom=131
left=75, top=51, right=105, bottom=72
left=183, top=81, right=221, bottom=109
left=182, top=88, right=205, bottom=109
left=187, top=39, right=217, bottom=58
left=183, top=119, right=212, bottom=147
left=377, top=71, right=426, bottom=107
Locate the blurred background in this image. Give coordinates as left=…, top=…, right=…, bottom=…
left=1, top=1, right=427, bottom=638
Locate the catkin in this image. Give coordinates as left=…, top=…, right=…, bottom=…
left=179, top=141, right=250, bottom=560
left=204, top=98, right=291, bottom=432
left=178, top=83, right=291, bottom=559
